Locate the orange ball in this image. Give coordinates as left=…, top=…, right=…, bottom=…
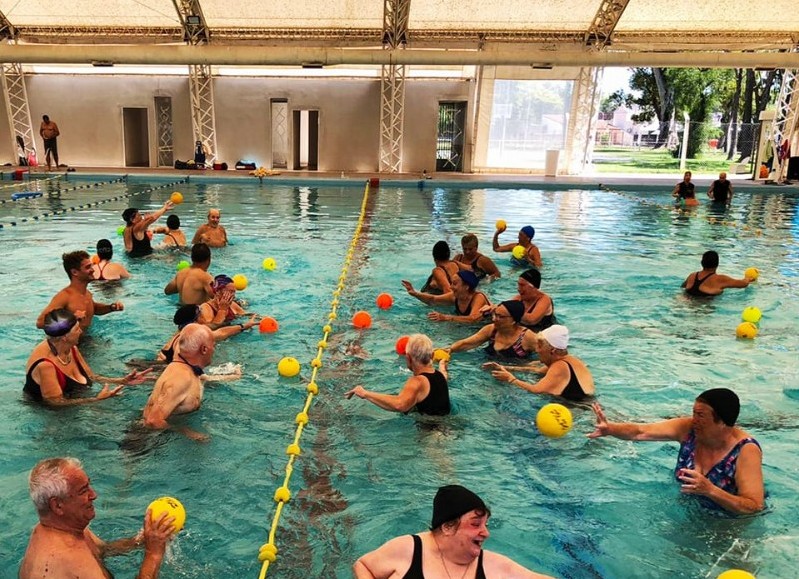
left=90, top=254, right=100, bottom=264
left=395, top=335, right=410, bottom=355
left=376, top=292, right=394, bottom=310
left=259, top=317, right=279, bottom=333
left=352, top=311, right=372, bottom=329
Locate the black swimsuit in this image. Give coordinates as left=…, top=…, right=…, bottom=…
left=127, top=228, right=153, bottom=257
left=521, top=297, right=557, bottom=332
left=454, top=292, right=488, bottom=316
left=559, top=361, right=590, bottom=401
left=24, top=349, right=92, bottom=402
left=421, top=264, right=457, bottom=295
left=402, top=535, right=487, bottom=579
left=160, top=334, right=179, bottom=363
left=414, top=371, right=450, bottom=416
left=485, top=329, right=531, bottom=359
left=685, top=272, right=715, bottom=297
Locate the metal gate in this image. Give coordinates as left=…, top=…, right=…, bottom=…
left=436, top=101, right=466, bottom=172
left=154, top=96, right=173, bottom=167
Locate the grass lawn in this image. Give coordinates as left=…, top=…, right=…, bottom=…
left=592, top=146, right=742, bottom=174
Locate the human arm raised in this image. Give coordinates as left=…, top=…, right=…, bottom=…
left=493, top=226, right=516, bottom=252
left=133, top=201, right=174, bottom=234
left=587, top=402, right=692, bottom=441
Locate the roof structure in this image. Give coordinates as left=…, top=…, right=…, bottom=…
left=0, top=0, right=798, bottom=67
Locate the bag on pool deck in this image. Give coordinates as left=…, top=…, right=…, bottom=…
left=174, top=159, right=189, bottom=170
left=213, top=162, right=229, bottom=171
left=235, top=160, right=256, bottom=170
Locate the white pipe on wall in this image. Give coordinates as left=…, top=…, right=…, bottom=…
left=1, top=44, right=798, bottom=68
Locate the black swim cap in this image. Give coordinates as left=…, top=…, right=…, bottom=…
left=96, top=239, right=113, bottom=260
left=697, top=388, right=740, bottom=426
left=122, top=208, right=138, bottom=225
left=173, top=305, right=200, bottom=328
left=519, top=268, right=541, bottom=288
left=500, top=300, right=525, bottom=324
left=431, top=485, right=489, bottom=530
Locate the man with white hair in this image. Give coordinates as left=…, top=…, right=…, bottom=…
left=486, top=325, right=595, bottom=401
left=19, top=457, right=173, bottom=579
left=142, top=323, right=216, bottom=440
left=345, top=333, right=451, bottom=415
left=191, top=208, right=228, bottom=248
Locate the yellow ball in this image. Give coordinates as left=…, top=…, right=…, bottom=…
left=512, top=245, right=526, bottom=260
left=147, top=496, right=186, bottom=533
left=170, top=192, right=183, bottom=204
left=717, top=571, right=756, bottom=579
left=744, top=267, right=759, bottom=281
left=495, top=219, right=507, bottom=231
left=262, top=257, right=277, bottom=271
left=535, top=403, right=573, bottom=438
left=433, top=348, right=450, bottom=362
left=736, top=322, right=758, bottom=339
left=232, top=274, right=248, bottom=291
left=741, top=307, right=762, bottom=324
left=277, top=357, right=301, bottom=377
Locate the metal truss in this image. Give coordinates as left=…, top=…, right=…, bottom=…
left=379, top=0, right=411, bottom=173
left=564, top=67, right=603, bottom=175
left=1, top=9, right=18, bottom=40
left=188, top=63, right=217, bottom=164
left=769, top=67, right=799, bottom=182
left=172, top=0, right=210, bottom=45
left=585, top=0, right=631, bottom=48
left=1, top=62, right=37, bottom=162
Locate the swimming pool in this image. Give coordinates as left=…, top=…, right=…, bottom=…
left=1, top=176, right=798, bottom=578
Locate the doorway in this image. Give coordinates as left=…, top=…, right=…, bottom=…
left=122, top=107, right=150, bottom=167
left=436, top=101, right=466, bottom=172
left=292, top=109, right=319, bottom=170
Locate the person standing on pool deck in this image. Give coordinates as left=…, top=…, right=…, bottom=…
left=707, top=172, right=734, bottom=206
left=192, top=208, right=228, bottom=248
left=681, top=250, right=753, bottom=297
left=493, top=224, right=542, bottom=268
left=39, top=114, right=60, bottom=171
left=353, top=484, right=555, bottom=579
left=36, top=251, right=123, bottom=331
left=588, top=388, right=764, bottom=514
left=19, top=457, right=174, bottom=579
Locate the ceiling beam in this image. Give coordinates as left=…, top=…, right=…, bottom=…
left=1, top=43, right=799, bottom=69
left=0, top=8, right=18, bottom=41
left=171, top=0, right=210, bottom=45
left=585, top=0, right=631, bottom=48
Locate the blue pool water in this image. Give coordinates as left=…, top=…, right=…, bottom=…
left=1, top=176, right=798, bottom=578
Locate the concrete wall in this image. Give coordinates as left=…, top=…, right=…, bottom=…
left=1, top=74, right=472, bottom=172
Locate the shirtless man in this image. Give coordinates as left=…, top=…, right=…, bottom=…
left=39, top=114, right=60, bottom=171
left=142, top=324, right=215, bottom=441
left=682, top=251, right=753, bottom=297
left=164, top=243, right=214, bottom=305
left=19, top=457, right=173, bottom=579
left=37, top=251, right=123, bottom=331
left=191, top=209, right=228, bottom=248
left=493, top=224, right=542, bottom=268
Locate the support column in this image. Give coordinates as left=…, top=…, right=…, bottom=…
left=768, top=68, right=799, bottom=182
left=1, top=62, right=36, bottom=162
left=564, top=67, right=603, bottom=175
left=378, top=0, right=410, bottom=173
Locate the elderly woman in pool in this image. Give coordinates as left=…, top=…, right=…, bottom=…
left=403, top=270, right=490, bottom=324
left=589, top=388, right=764, bottom=514
left=447, top=300, right=537, bottom=359
left=24, top=309, right=151, bottom=406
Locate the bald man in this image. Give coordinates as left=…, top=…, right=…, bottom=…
left=708, top=172, right=733, bottom=205
left=191, top=208, right=228, bottom=247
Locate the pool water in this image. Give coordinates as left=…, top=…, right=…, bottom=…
left=0, top=177, right=798, bottom=578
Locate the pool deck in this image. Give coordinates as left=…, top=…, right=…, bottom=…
left=2, top=165, right=798, bottom=194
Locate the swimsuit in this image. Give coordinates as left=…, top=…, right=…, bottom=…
left=414, top=371, right=450, bottom=416
left=402, top=534, right=486, bottom=579
left=454, top=292, right=488, bottom=316
left=206, top=302, right=237, bottom=323
left=711, top=180, right=731, bottom=203
left=127, top=227, right=153, bottom=257
left=677, top=182, right=696, bottom=199
left=675, top=430, right=761, bottom=509
left=559, top=361, right=590, bottom=401
left=176, top=354, right=204, bottom=376
left=485, top=328, right=531, bottom=359
left=521, top=296, right=557, bottom=332
left=160, top=334, right=179, bottom=363
left=685, top=272, right=715, bottom=297
left=96, top=261, right=109, bottom=281
left=164, top=232, right=182, bottom=247
left=24, top=348, right=91, bottom=402
left=421, top=264, right=456, bottom=295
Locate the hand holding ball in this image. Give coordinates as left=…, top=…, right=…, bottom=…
left=433, top=348, right=450, bottom=362
left=170, top=192, right=184, bottom=204
left=744, top=268, right=759, bottom=281
left=495, top=219, right=507, bottom=232
left=259, top=317, right=279, bottom=333
left=512, top=245, right=526, bottom=260
left=536, top=403, right=573, bottom=438
left=147, top=496, right=186, bottom=533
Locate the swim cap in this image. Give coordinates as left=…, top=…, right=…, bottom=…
left=122, top=208, right=138, bottom=225
left=520, top=225, right=535, bottom=240
left=456, top=270, right=479, bottom=291
left=96, top=239, right=113, bottom=260
left=43, top=308, right=78, bottom=337
left=519, top=268, right=541, bottom=288
left=432, top=241, right=451, bottom=261
left=212, top=274, right=234, bottom=293
left=540, top=325, right=569, bottom=350
left=173, top=305, right=200, bottom=328
left=500, top=300, right=525, bottom=324
left=431, top=485, right=489, bottom=529
left=166, top=214, right=180, bottom=230
left=696, top=388, right=740, bottom=426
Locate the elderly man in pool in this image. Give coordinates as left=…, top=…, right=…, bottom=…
left=353, top=484, right=554, bottom=579
left=19, top=457, right=174, bottom=579
left=589, top=388, right=764, bottom=514
left=142, top=323, right=238, bottom=441
left=192, top=208, right=228, bottom=248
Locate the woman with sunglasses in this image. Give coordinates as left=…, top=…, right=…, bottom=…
left=447, top=300, right=537, bottom=359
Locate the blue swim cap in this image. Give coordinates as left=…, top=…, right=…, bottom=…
left=212, top=274, right=234, bottom=293
left=456, top=270, right=479, bottom=290
left=520, top=225, right=535, bottom=240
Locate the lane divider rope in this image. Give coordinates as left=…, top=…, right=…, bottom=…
left=257, top=180, right=372, bottom=579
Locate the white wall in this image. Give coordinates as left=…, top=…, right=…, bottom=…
left=1, top=73, right=472, bottom=172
